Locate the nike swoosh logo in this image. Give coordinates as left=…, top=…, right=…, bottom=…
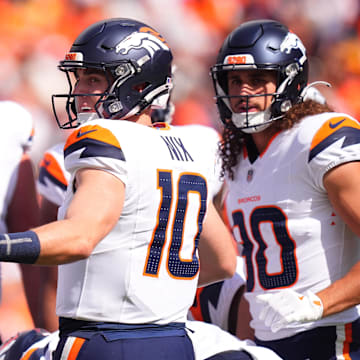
left=77, top=129, right=97, bottom=138
left=329, top=118, right=345, bottom=129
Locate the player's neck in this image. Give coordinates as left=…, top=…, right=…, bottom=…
left=127, top=110, right=152, bottom=126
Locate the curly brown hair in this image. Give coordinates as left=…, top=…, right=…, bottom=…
left=219, top=100, right=334, bottom=180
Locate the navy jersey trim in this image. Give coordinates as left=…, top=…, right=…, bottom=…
left=64, top=138, right=126, bottom=161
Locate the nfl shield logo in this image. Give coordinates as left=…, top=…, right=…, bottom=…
left=247, top=169, right=254, bottom=182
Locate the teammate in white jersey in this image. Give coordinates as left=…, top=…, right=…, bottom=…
left=211, top=19, right=360, bottom=359
left=0, top=100, right=39, bottom=339
left=0, top=18, right=240, bottom=360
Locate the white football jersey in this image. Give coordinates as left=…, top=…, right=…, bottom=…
left=0, top=101, right=34, bottom=233
left=37, top=142, right=69, bottom=207
left=56, top=120, right=221, bottom=324
left=225, top=112, right=360, bottom=340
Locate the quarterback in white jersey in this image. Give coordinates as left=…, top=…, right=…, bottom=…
left=211, top=19, right=360, bottom=359
left=35, top=120, right=277, bottom=360
left=0, top=18, right=238, bottom=360
left=36, top=109, right=251, bottom=338
left=56, top=119, right=225, bottom=324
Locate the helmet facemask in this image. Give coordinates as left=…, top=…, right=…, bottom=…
left=52, top=62, right=116, bottom=129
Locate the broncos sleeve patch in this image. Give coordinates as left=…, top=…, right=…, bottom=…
left=64, top=124, right=125, bottom=161
left=309, top=116, right=360, bottom=162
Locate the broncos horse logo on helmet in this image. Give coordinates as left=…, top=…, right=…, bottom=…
left=115, top=31, right=169, bottom=57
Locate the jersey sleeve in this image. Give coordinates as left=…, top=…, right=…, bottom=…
left=37, top=143, right=69, bottom=206
left=63, top=123, right=128, bottom=185
left=307, top=115, right=360, bottom=190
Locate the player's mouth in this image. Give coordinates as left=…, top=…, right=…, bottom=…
left=80, top=106, right=94, bottom=112
left=236, top=103, right=260, bottom=113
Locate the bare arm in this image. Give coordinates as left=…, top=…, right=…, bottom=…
left=197, top=201, right=237, bottom=287
left=319, top=161, right=360, bottom=316
left=33, top=168, right=124, bottom=265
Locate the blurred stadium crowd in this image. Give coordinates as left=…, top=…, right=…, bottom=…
left=0, top=0, right=360, bottom=339
left=0, top=0, right=359, bottom=163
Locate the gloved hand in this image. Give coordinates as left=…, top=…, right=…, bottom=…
left=256, top=289, right=323, bottom=333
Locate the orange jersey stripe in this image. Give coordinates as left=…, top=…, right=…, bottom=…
left=67, top=337, right=86, bottom=360
left=65, top=124, right=121, bottom=151
left=342, top=323, right=353, bottom=360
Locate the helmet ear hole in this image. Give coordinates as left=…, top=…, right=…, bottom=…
left=133, top=82, right=150, bottom=93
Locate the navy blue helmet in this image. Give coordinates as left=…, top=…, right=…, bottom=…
left=211, top=19, right=308, bottom=133
left=52, top=18, right=173, bottom=129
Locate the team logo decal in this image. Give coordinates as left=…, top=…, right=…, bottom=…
left=247, top=168, right=254, bottom=182
left=280, top=33, right=306, bottom=63
left=115, top=31, right=169, bottom=57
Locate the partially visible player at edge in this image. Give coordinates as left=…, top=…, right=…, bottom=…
left=211, top=18, right=360, bottom=359
left=0, top=100, right=39, bottom=340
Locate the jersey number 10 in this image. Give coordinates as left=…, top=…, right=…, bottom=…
left=143, top=170, right=207, bottom=279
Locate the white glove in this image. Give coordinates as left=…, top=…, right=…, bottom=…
left=256, top=289, right=323, bottom=333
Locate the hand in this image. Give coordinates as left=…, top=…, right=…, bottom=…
left=256, top=289, right=323, bottom=333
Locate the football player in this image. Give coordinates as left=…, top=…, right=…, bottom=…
left=0, top=18, right=239, bottom=360
left=0, top=100, right=39, bottom=340
left=211, top=19, right=360, bottom=359
left=35, top=94, right=255, bottom=359
left=37, top=102, right=254, bottom=342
